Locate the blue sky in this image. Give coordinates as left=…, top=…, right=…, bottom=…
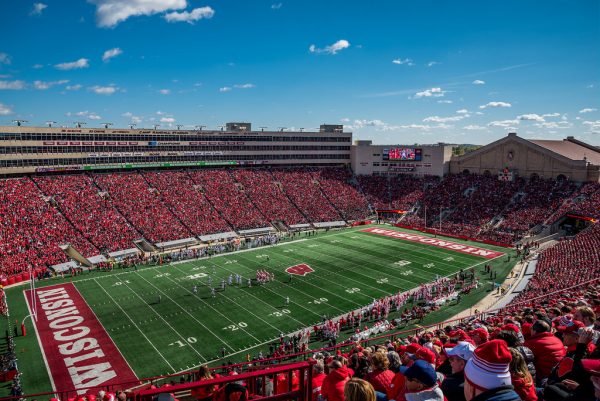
left=1, top=0, right=599, bottom=145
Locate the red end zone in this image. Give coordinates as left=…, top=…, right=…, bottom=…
left=25, top=283, right=137, bottom=394
left=360, top=227, right=505, bottom=259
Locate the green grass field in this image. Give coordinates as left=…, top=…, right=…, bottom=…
left=0, top=225, right=516, bottom=395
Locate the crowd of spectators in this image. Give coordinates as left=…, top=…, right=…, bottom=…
left=272, top=168, right=343, bottom=222
left=189, top=170, right=271, bottom=230
left=509, top=223, right=600, bottom=308
left=231, top=169, right=308, bottom=226
left=546, top=182, right=600, bottom=223
left=0, top=177, right=97, bottom=276
left=312, top=168, right=369, bottom=221
left=495, top=178, right=577, bottom=235
left=143, top=171, right=233, bottom=235
left=93, top=172, right=192, bottom=243
left=33, top=175, right=140, bottom=253
left=357, top=175, right=391, bottom=210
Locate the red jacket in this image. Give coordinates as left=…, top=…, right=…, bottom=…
left=511, top=375, right=538, bottom=401
left=524, top=332, right=566, bottom=380
left=321, top=367, right=352, bottom=401
left=386, top=371, right=407, bottom=401
left=311, top=373, right=327, bottom=401
left=367, top=369, right=395, bottom=393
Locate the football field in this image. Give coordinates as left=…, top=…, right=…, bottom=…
left=1, top=225, right=514, bottom=395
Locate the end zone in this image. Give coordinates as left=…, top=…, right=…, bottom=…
left=24, top=283, right=137, bottom=394
left=360, top=227, right=505, bottom=259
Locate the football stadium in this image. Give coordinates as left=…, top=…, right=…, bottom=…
left=1, top=1, right=600, bottom=401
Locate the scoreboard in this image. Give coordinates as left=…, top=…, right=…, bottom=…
left=383, top=148, right=422, bottom=161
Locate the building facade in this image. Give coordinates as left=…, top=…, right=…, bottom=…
left=450, top=133, right=600, bottom=182
left=0, top=124, right=352, bottom=175
left=351, top=140, right=453, bottom=177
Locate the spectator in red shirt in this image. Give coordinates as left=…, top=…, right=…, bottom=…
left=524, top=320, right=566, bottom=385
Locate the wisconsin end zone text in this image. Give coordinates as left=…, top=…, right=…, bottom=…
left=25, top=284, right=137, bottom=394
left=361, top=228, right=505, bottom=259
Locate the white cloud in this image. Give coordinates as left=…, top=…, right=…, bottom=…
left=271, top=3, right=282, bottom=9
left=159, top=89, right=171, bottom=95
left=392, top=58, right=414, bottom=66
left=55, top=58, right=89, bottom=70
left=437, top=100, right=453, bottom=104
left=488, top=119, right=519, bottom=128
left=32, top=64, right=44, bottom=69
left=414, top=87, right=445, bottom=98
left=582, top=120, right=600, bottom=133
left=30, top=2, right=47, bottom=16
left=542, top=112, right=560, bottom=118
left=517, top=113, right=545, bottom=122
left=0, top=53, right=11, bottom=65
left=472, top=80, right=485, bottom=85
left=423, top=115, right=465, bottom=123
left=102, top=47, right=123, bottom=62
left=88, top=114, right=102, bottom=120
left=456, top=109, right=469, bottom=114
left=426, top=61, right=440, bottom=67
left=479, top=101, right=511, bottom=109
left=90, top=0, right=187, bottom=27
left=579, top=108, right=597, bottom=114
left=76, top=111, right=89, bottom=116
left=535, top=121, right=572, bottom=129
left=164, top=6, right=215, bottom=24
left=219, top=83, right=254, bottom=92
left=122, top=112, right=143, bottom=124
left=66, top=84, right=82, bottom=90
left=309, top=39, right=350, bottom=55
left=233, top=83, right=255, bottom=89
left=0, top=102, right=13, bottom=115
left=33, top=79, right=69, bottom=90
left=0, top=80, right=26, bottom=90
left=160, top=117, right=175, bottom=123
left=462, top=125, right=486, bottom=130
left=90, top=85, right=118, bottom=95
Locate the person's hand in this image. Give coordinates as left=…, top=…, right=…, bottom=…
left=561, top=379, right=579, bottom=390
left=578, top=328, right=595, bottom=344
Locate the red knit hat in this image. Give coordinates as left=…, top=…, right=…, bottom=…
left=464, top=339, right=512, bottom=390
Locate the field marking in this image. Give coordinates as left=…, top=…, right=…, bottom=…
left=273, top=248, right=393, bottom=297
left=215, top=253, right=362, bottom=312
left=131, top=272, right=242, bottom=351
left=169, top=251, right=508, bottom=380
left=196, top=257, right=341, bottom=317
left=162, top=265, right=287, bottom=338
left=309, top=236, right=462, bottom=282
left=93, top=278, right=177, bottom=372
left=22, top=292, right=57, bottom=393
left=107, top=278, right=209, bottom=360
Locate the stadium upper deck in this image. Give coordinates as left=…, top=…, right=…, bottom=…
left=0, top=123, right=352, bottom=175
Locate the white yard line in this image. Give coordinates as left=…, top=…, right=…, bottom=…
left=23, top=292, right=57, bottom=394
left=108, top=278, right=208, bottom=361
left=93, top=278, right=176, bottom=371
left=195, top=257, right=340, bottom=316
left=157, top=266, right=277, bottom=340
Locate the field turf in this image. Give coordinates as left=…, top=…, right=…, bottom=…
left=0, top=225, right=516, bottom=395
